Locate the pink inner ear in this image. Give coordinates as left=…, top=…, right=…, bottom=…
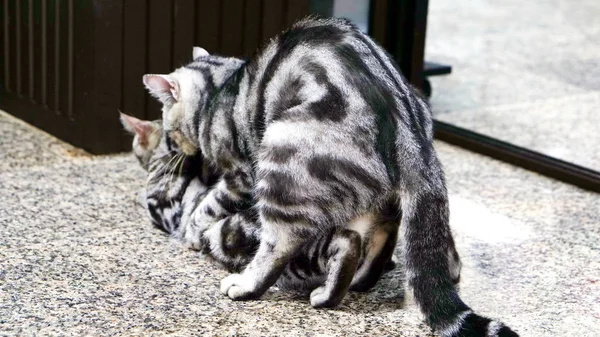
left=143, top=75, right=170, bottom=93
left=120, top=112, right=143, bottom=134
left=120, top=112, right=156, bottom=145
left=143, top=75, right=179, bottom=101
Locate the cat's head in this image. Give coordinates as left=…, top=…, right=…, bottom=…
left=142, top=47, right=245, bottom=156
left=120, top=112, right=163, bottom=170
left=121, top=112, right=221, bottom=189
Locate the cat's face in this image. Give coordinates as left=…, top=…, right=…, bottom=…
left=142, top=47, right=243, bottom=156
left=120, top=112, right=163, bottom=170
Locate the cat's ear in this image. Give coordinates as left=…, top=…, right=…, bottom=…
left=119, top=112, right=159, bottom=147
left=143, top=74, right=179, bottom=104
left=193, top=46, right=209, bottom=59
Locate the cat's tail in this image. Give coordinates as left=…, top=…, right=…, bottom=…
left=434, top=309, right=519, bottom=337
left=428, top=309, right=519, bottom=337
left=398, top=162, right=518, bottom=337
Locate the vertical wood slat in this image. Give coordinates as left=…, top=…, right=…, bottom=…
left=40, top=0, right=47, bottom=105
left=406, top=0, right=428, bottom=87
left=27, top=0, right=34, bottom=98
left=242, top=0, right=261, bottom=57
left=368, top=0, right=389, bottom=47
left=0, top=0, right=8, bottom=93
left=172, top=0, right=195, bottom=67
left=220, top=0, right=244, bottom=57
left=9, top=0, right=16, bottom=93
left=195, top=0, right=221, bottom=53
left=58, top=0, right=71, bottom=118
left=284, top=0, right=309, bottom=27
left=71, top=0, right=95, bottom=147
left=122, top=0, right=148, bottom=124
left=83, top=0, right=123, bottom=153
left=15, top=0, right=21, bottom=94
left=67, top=0, right=74, bottom=117
left=147, top=0, right=174, bottom=120
left=261, top=0, right=285, bottom=42
left=32, top=0, right=43, bottom=104
left=45, top=0, right=58, bottom=111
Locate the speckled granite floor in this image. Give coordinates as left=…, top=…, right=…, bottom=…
left=1, top=109, right=599, bottom=336
left=426, top=0, right=600, bottom=171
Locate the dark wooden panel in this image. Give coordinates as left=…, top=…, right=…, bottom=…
left=147, top=0, right=174, bottom=120
left=82, top=0, right=123, bottom=153
left=9, top=0, right=17, bottom=93
left=122, top=0, right=148, bottom=125
left=148, top=0, right=174, bottom=72
left=242, top=0, right=261, bottom=57
left=2, top=0, right=321, bottom=154
left=0, top=0, right=8, bottom=93
left=406, top=0, right=428, bottom=87
left=261, top=0, right=285, bottom=41
left=22, top=0, right=33, bottom=98
left=14, top=0, right=23, bottom=94
left=220, top=0, right=244, bottom=56
left=32, top=0, right=44, bottom=104
left=46, top=0, right=59, bottom=111
left=172, top=0, right=196, bottom=67
left=284, top=0, right=309, bottom=27
left=394, top=0, right=411, bottom=77
left=70, top=0, right=95, bottom=148
left=0, top=92, right=74, bottom=144
left=58, top=0, right=72, bottom=118
left=195, top=0, right=221, bottom=53
left=0, top=0, right=81, bottom=146
left=368, top=0, right=389, bottom=46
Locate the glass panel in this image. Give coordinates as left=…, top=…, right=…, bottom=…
left=426, top=0, right=600, bottom=172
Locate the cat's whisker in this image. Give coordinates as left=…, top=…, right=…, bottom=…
left=177, top=154, right=186, bottom=178
left=169, top=154, right=183, bottom=181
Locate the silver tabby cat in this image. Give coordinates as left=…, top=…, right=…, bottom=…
left=142, top=17, right=517, bottom=337
left=121, top=112, right=392, bottom=305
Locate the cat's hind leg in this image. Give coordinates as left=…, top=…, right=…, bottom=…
left=309, top=228, right=361, bottom=308
left=220, top=221, right=313, bottom=300
left=349, top=200, right=401, bottom=292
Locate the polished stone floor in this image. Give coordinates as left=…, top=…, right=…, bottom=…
left=1, top=108, right=599, bottom=336
left=426, top=0, right=600, bottom=171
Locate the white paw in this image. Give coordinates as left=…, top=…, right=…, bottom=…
left=220, top=273, right=257, bottom=300
left=309, top=286, right=330, bottom=308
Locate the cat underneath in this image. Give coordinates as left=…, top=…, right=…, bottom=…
left=121, top=112, right=398, bottom=307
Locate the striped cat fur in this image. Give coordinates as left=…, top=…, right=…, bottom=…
left=141, top=17, right=518, bottom=337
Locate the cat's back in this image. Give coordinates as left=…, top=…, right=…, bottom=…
left=249, top=16, right=414, bottom=128
left=255, top=16, right=364, bottom=69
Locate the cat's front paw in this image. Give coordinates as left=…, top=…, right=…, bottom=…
left=220, top=273, right=261, bottom=300
left=310, top=286, right=341, bottom=308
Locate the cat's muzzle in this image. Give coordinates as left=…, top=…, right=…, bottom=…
left=169, top=130, right=198, bottom=156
